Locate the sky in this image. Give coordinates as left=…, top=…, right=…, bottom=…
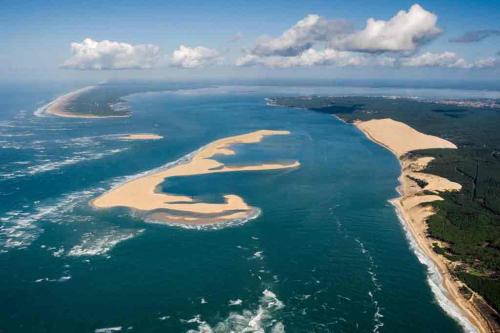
left=1, top=0, right=499, bottom=82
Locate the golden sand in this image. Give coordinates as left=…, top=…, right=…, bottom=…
left=92, top=130, right=300, bottom=224
left=118, top=134, right=163, bottom=140
left=355, top=118, right=457, bottom=157
left=355, top=118, right=492, bottom=333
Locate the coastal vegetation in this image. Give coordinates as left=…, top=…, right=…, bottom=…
left=55, top=82, right=207, bottom=117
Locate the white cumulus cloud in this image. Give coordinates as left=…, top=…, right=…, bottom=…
left=237, top=48, right=366, bottom=68
left=62, top=38, right=161, bottom=70
left=237, top=4, right=443, bottom=68
left=472, top=57, right=500, bottom=69
left=334, top=4, right=442, bottom=53
left=170, top=45, right=220, bottom=68
left=400, top=52, right=499, bottom=69
left=401, top=51, right=469, bottom=68
left=251, top=14, right=350, bottom=57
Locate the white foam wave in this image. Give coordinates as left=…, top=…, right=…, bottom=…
left=337, top=294, right=351, bottom=302
left=252, top=251, right=264, bottom=260
left=0, top=132, right=34, bottom=138
left=354, top=238, right=384, bottom=332
left=391, top=200, right=478, bottom=333
left=229, top=299, right=243, bottom=306
left=186, top=289, right=285, bottom=333
left=0, top=188, right=102, bottom=251
left=147, top=208, right=261, bottom=231
left=34, top=274, right=71, bottom=283
left=95, top=327, right=122, bottom=333
left=0, top=140, right=25, bottom=150
left=354, top=238, right=382, bottom=292
left=28, top=148, right=126, bottom=174
left=1, top=148, right=126, bottom=180
left=368, top=291, right=384, bottom=333
left=52, top=247, right=65, bottom=257
left=67, top=228, right=144, bottom=257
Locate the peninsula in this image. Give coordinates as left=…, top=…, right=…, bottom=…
left=37, top=82, right=212, bottom=119
left=40, top=86, right=131, bottom=118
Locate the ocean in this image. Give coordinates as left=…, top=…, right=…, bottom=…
left=1, top=82, right=497, bottom=333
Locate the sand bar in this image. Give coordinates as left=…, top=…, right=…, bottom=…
left=355, top=118, right=493, bottom=333
left=118, top=134, right=163, bottom=140
left=92, top=130, right=300, bottom=225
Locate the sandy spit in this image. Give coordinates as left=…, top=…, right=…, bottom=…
left=41, top=86, right=129, bottom=119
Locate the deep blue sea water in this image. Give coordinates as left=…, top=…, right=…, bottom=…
left=1, top=83, right=497, bottom=333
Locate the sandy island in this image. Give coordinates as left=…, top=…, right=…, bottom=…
left=355, top=118, right=493, bottom=333
left=41, top=86, right=129, bottom=119
left=92, top=130, right=300, bottom=225
left=118, top=134, right=163, bottom=140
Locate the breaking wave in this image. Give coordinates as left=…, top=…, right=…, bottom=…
left=0, top=188, right=102, bottom=252
left=26, top=148, right=126, bottom=175
left=68, top=228, right=144, bottom=257
left=147, top=208, right=262, bottom=231
left=354, top=238, right=384, bottom=333
left=1, top=148, right=127, bottom=181
left=185, top=289, right=285, bottom=333
left=94, top=327, right=123, bottom=333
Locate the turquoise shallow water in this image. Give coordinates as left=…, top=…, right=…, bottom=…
left=0, top=83, right=477, bottom=332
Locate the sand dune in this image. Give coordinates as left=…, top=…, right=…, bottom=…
left=355, top=118, right=457, bottom=157
left=355, top=118, right=491, bottom=333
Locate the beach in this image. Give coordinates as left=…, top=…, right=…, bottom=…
left=355, top=118, right=493, bottom=333
left=92, top=130, right=300, bottom=225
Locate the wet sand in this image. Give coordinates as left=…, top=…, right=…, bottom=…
left=92, top=130, right=300, bottom=225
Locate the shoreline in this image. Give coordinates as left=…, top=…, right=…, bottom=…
left=354, top=118, right=493, bottom=333
left=37, top=86, right=130, bottom=119
left=91, top=130, right=300, bottom=226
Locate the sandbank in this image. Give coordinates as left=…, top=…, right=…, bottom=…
left=92, top=130, right=300, bottom=225
left=118, top=134, right=163, bottom=140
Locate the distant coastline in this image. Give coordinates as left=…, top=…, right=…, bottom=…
left=37, top=86, right=130, bottom=119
